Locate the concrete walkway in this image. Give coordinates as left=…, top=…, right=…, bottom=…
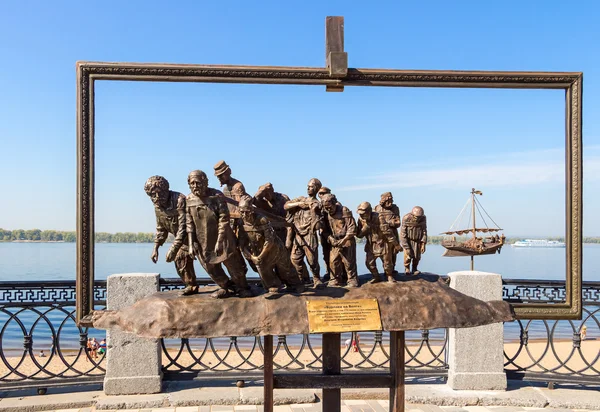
left=36, top=404, right=600, bottom=412
left=1, top=381, right=599, bottom=412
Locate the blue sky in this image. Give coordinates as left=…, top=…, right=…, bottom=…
left=1, top=1, right=599, bottom=236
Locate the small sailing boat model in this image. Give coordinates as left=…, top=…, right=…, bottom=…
left=441, top=188, right=505, bottom=259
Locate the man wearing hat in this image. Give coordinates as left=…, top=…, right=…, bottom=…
left=356, top=201, right=396, bottom=283
left=284, top=178, right=324, bottom=288
left=213, top=160, right=254, bottom=271
left=374, top=192, right=402, bottom=271
left=320, top=194, right=359, bottom=287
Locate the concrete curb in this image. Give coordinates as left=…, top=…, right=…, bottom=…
left=0, top=381, right=598, bottom=411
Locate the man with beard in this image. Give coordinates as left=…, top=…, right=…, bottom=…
left=321, top=194, right=359, bottom=288
left=400, top=206, right=428, bottom=276
left=186, top=170, right=252, bottom=299
left=356, top=201, right=397, bottom=283
left=374, top=192, right=402, bottom=271
left=252, top=182, right=290, bottom=245
left=144, top=175, right=198, bottom=295
left=237, top=198, right=304, bottom=294
left=284, top=178, right=324, bottom=288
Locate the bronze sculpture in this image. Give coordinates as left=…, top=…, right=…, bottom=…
left=144, top=176, right=198, bottom=295
left=320, top=194, right=359, bottom=287
left=317, top=186, right=333, bottom=282
left=356, top=201, right=397, bottom=283
left=284, top=178, right=324, bottom=288
left=253, top=182, right=291, bottom=245
left=186, top=170, right=252, bottom=299
left=400, top=206, right=428, bottom=276
left=374, top=192, right=402, bottom=272
left=237, top=198, right=305, bottom=294
left=213, top=160, right=255, bottom=273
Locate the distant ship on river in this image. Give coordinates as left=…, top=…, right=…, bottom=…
left=512, top=239, right=566, bottom=248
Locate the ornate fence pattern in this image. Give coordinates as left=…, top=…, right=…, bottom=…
left=159, top=279, right=448, bottom=380
left=502, top=279, right=600, bottom=385
left=0, top=278, right=598, bottom=390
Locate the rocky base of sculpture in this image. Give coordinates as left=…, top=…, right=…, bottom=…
left=87, top=273, right=514, bottom=338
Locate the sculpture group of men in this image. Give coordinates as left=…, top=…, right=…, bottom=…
left=144, top=160, right=428, bottom=298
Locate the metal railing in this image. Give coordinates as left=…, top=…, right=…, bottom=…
left=0, top=278, right=598, bottom=390
left=502, top=279, right=600, bottom=386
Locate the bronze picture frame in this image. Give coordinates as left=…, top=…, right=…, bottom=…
left=76, top=61, right=582, bottom=324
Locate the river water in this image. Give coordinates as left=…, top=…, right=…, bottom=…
left=1, top=242, right=598, bottom=282
left=0, top=242, right=597, bottom=354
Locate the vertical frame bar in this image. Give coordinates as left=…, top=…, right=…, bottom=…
left=322, top=333, right=341, bottom=412
left=263, top=335, right=274, bottom=412
left=76, top=67, right=94, bottom=321
left=390, top=331, right=405, bottom=412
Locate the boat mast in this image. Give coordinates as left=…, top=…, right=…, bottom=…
left=471, top=188, right=476, bottom=270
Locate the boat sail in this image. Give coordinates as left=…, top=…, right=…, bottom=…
left=441, top=188, right=505, bottom=265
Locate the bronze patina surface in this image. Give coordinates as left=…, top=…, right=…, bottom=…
left=87, top=273, right=514, bottom=338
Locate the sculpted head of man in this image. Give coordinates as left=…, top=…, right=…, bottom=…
left=238, top=196, right=255, bottom=223
left=213, top=160, right=232, bottom=186
left=318, top=186, right=331, bottom=201
left=307, top=178, right=322, bottom=197
left=357, top=201, right=372, bottom=220
left=188, top=170, right=209, bottom=197
left=411, top=206, right=424, bottom=217
left=258, top=182, right=274, bottom=201
left=380, top=192, right=394, bottom=209
left=144, top=176, right=170, bottom=207
left=320, top=193, right=338, bottom=215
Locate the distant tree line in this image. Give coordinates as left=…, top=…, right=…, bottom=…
left=0, top=228, right=169, bottom=243
left=1, top=228, right=599, bottom=244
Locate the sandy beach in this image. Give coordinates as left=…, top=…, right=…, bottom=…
left=1, top=339, right=597, bottom=381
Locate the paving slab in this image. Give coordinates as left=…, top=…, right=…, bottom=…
left=95, top=393, right=169, bottom=410
left=0, top=389, right=102, bottom=412
left=541, top=387, right=600, bottom=411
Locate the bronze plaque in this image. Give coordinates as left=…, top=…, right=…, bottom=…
left=307, top=299, right=382, bottom=333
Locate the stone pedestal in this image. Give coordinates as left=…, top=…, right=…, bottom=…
left=104, top=273, right=162, bottom=395
left=447, top=271, right=507, bottom=390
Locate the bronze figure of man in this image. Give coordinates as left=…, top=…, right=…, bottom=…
left=321, top=194, right=359, bottom=288
left=284, top=178, right=324, bottom=288
left=317, top=186, right=333, bottom=282
left=400, top=206, right=428, bottom=276
left=253, top=182, right=291, bottom=245
left=374, top=192, right=402, bottom=271
left=213, top=160, right=255, bottom=272
left=356, top=201, right=397, bottom=283
left=186, top=170, right=252, bottom=299
left=237, top=198, right=305, bottom=294
left=144, top=176, right=198, bottom=295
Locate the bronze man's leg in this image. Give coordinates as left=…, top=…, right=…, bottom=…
left=274, top=251, right=303, bottom=287
left=257, top=263, right=282, bottom=291
left=328, top=246, right=343, bottom=284
left=291, top=241, right=309, bottom=282
left=223, top=250, right=250, bottom=291
left=174, top=248, right=197, bottom=287
left=304, top=244, right=321, bottom=280
left=365, top=246, right=380, bottom=280
left=340, top=242, right=358, bottom=286
left=199, top=258, right=232, bottom=289
left=403, top=249, right=412, bottom=274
